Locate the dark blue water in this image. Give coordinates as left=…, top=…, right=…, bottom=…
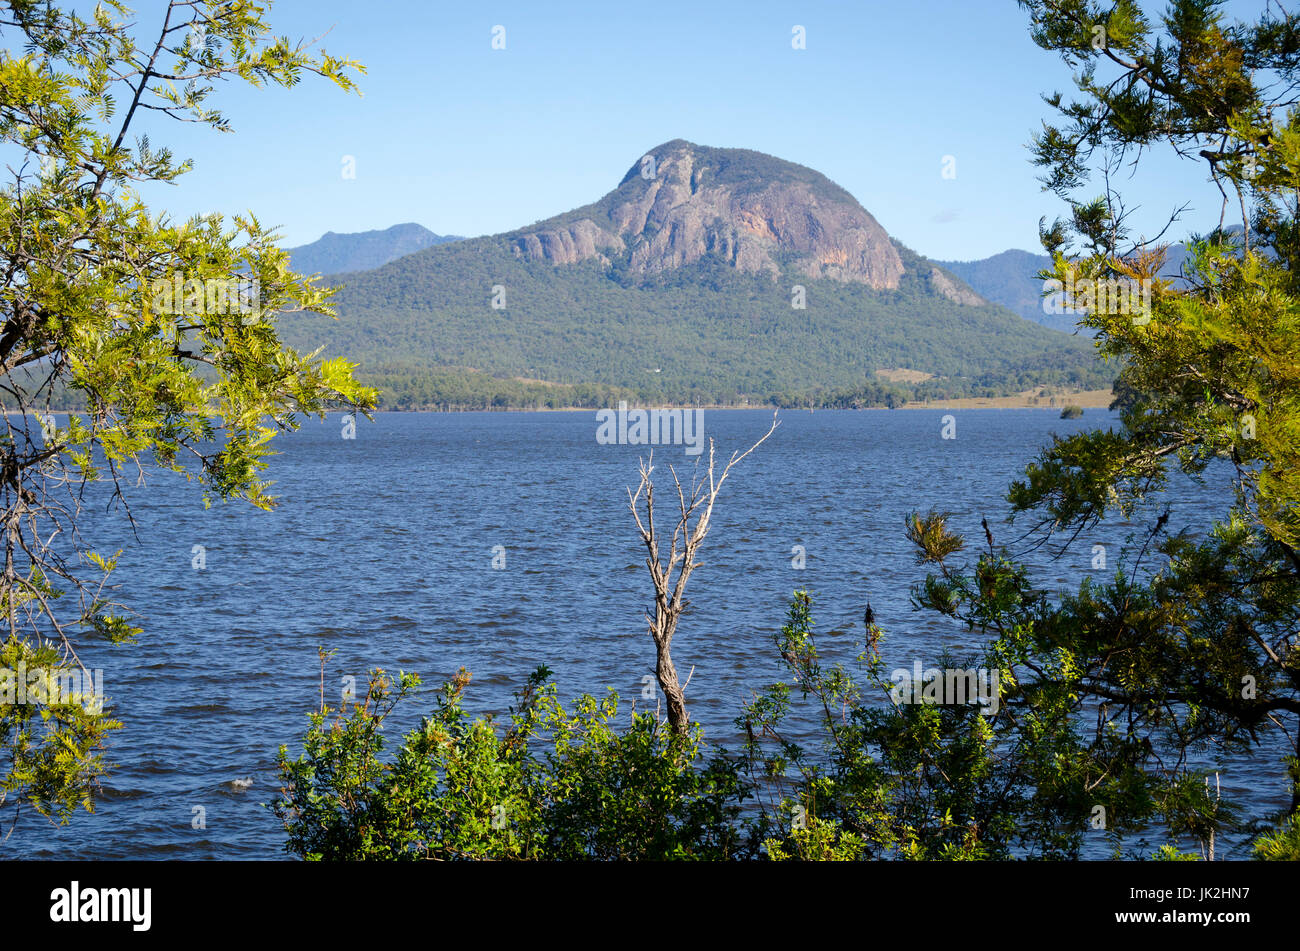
left=5, top=409, right=1287, bottom=858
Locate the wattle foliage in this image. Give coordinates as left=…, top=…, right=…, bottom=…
left=0, top=0, right=373, bottom=839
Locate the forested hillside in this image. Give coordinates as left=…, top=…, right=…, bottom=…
left=279, top=142, right=1110, bottom=409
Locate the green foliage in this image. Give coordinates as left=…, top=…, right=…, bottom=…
left=1152, top=844, right=1203, bottom=861
left=748, top=504, right=1300, bottom=861
left=1014, top=0, right=1300, bottom=851
left=739, top=583, right=1099, bottom=861
left=911, top=509, right=1286, bottom=858
left=275, top=661, right=751, bottom=860
left=0, top=636, right=120, bottom=833
left=1252, top=814, right=1300, bottom=859
left=1251, top=758, right=1300, bottom=858
left=279, top=552, right=1290, bottom=862
left=0, top=0, right=373, bottom=839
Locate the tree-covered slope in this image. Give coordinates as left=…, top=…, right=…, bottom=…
left=279, top=141, right=1110, bottom=408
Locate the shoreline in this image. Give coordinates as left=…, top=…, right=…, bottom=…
left=19, top=400, right=1116, bottom=415
left=898, top=387, right=1113, bottom=410
left=18, top=389, right=1115, bottom=416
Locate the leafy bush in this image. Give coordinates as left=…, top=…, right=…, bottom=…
left=275, top=659, right=751, bottom=860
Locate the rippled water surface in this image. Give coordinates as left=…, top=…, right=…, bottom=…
left=7, top=409, right=1285, bottom=858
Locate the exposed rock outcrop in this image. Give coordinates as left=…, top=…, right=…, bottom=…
left=512, top=219, right=623, bottom=266
left=927, top=266, right=986, bottom=305
left=511, top=140, right=910, bottom=291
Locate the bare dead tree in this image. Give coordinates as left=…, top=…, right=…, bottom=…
left=627, top=413, right=779, bottom=734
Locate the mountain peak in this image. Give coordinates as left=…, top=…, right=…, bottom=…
left=288, top=223, right=462, bottom=276
left=509, top=140, right=906, bottom=289
left=616, top=139, right=855, bottom=205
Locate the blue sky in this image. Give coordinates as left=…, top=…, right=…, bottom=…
left=124, top=0, right=1256, bottom=259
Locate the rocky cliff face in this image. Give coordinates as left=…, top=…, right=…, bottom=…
left=512, top=219, right=621, bottom=266
left=510, top=140, right=917, bottom=291
left=925, top=265, right=986, bottom=306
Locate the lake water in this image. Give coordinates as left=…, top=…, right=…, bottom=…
left=6, top=409, right=1288, bottom=858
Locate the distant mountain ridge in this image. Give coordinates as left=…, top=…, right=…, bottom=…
left=937, top=238, right=1211, bottom=333
left=287, top=223, right=461, bottom=276
left=279, top=140, right=1109, bottom=409
left=936, top=249, right=1063, bottom=329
